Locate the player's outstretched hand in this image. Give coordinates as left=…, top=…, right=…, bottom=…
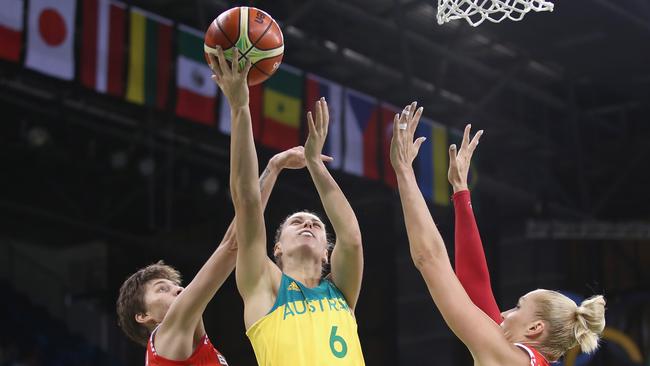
left=390, top=101, right=425, bottom=174
left=209, top=46, right=252, bottom=109
left=305, top=97, right=330, bottom=165
left=448, top=124, right=483, bottom=193
left=271, top=146, right=333, bottom=171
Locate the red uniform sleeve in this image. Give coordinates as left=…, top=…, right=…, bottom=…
left=453, top=190, right=502, bottom=324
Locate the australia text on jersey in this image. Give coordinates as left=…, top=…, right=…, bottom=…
left=282, top=297, right=350, bottom=320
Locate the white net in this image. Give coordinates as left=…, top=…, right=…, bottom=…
left=437, top=0, right=554, bottom=27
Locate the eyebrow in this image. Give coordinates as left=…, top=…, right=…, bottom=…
left=291, top=216, right=323, bottom=223
left=152, top=280, right=167, bottom=287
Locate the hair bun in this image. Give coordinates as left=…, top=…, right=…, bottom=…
left=574, top=295, right=606, bottom=354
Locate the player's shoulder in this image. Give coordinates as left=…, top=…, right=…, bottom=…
left=513, top=343, right=550, bottom=366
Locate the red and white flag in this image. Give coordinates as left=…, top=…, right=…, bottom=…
left=0, top=0, right=24, bottom=62
left=80, top=0, right=126, bottom=95
left=25, top=0, right=77, bottom=80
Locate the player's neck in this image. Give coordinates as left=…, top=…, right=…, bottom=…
left=282, top=259, right=322, bottom=288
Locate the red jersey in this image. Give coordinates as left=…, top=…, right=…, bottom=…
left=146, top=330, right=229, bottom=366
left=514, top=343, right=550, bottom=366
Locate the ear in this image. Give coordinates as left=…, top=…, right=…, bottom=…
left=322, top=247, right=329, bottom=264
left=135, top=312, right=152, bottom=325
left=525, top=320, right=545, bottom=339
left=273, top=242, right=282, bottom=258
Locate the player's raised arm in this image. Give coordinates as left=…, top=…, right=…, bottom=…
left=391, top=103, right=517, bottom=365
left=449, top=125, right=502, bottom=324
left=211, top=47, right=272, bottom=303
left=304, top=98, right=364, bottom=310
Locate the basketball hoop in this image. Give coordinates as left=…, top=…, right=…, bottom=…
left=437, top=0, right=554, bottom=27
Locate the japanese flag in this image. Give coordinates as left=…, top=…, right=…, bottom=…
left=25, top=0, right=77, bottom=80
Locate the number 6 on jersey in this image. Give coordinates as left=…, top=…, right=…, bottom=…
left=329, top=326, right=348, bottom=358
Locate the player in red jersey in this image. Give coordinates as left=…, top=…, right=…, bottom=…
left=116, top=143, right=332, bottom=365
left=390, top=103, right=606, bottom=366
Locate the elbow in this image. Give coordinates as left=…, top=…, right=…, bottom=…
left=230, top=185, right=239, bottom=204
left=336, top=231, right=362, bottom=252
left=411, top=250, right=436, bottom=271
left=230, top=179, right=258, bottom=207
left=230, top=175, right=240, bottom=201
left=232, top=189, right=261, bottom=212
left=347, top=232, right=363, bottom=249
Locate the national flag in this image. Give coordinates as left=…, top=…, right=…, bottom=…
left=416, top=118, right=450, bottom=206
left=125, top=7, right=172, bottom=109
left=342, top=89, right=380, bottom=179
left=380, top=103, right=400, bottom=188
left=0, top=0, right=23, bottom=62
left=25, top=0, right=77, bottom=79
left=80, top=0, right=126, bottom=96
left=175, top=24, right=217, bottom=125
left=260, top=64, right=303, bottom=151
left=218, top=84, right=263, bottom=140
left=305, top=73, right=343, bottom=169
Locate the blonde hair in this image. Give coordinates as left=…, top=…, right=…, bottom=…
left=534, top=290, right=606, bottom=361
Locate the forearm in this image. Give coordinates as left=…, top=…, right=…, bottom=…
left=230, top=106, right=261, bottom=204
left=181, top=171, right=265, bottom=311
left=229, top=104, right=268, bottom=289
left=162, top=239, right=235, bottom=332
left=175, top=163, right=279, bottom=317
left=194, top=241, right=236, bottom=293
left=307, top=159, right=361, bottom=244
left=260, top=159, right=280, bottom=208
left=209, top=161, right=279, bottom=267
left=396, top=167, right=448, bottom=268
left=453, top=190, right=501, bottom=323
left=394, top=170, right=507, bottom=358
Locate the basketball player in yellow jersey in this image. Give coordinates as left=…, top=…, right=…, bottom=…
left=209, top=48, right=365, bottom=366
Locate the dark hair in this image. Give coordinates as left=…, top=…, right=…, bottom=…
left=273, top=210, right=334, bottom=277
left=116, top=260, right=181, bottom=346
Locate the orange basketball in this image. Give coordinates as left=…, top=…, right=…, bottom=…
left=204, top=7, right=284, bottom=86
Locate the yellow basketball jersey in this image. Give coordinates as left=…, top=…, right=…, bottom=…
left=246, top=273, right=365, bottom=366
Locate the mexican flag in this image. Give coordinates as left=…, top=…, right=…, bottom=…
left=175, top=24, right=217, bottom=125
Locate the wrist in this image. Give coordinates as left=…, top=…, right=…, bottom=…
left=452, top=184, right=469, bottom=193
left=229, top=103, right=249, bottom=113
left=305, top=155, right=323, bottom=166
left=266, top=156, right=283, bottom=174
left=394, top=165, right=414, bottom=176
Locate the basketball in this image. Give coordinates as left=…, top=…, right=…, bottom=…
left=204, top=7, right=284, bottom=86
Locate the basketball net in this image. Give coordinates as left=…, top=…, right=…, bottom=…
left=437, top=0, right=554, bottom=27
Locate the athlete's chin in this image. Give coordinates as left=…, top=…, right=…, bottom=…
left=295, top=237, right=323, bottom=250
left=287, top=241, right=323, bottom=258
left=296, top=236, right=315, bottom=243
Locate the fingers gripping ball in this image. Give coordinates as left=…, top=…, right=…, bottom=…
left=204, top=7, right=284, bottom=85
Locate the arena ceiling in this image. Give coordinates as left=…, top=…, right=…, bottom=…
left=2, top=0, right=649, bottom=247
left=134, top=0, right=650, bottom=219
